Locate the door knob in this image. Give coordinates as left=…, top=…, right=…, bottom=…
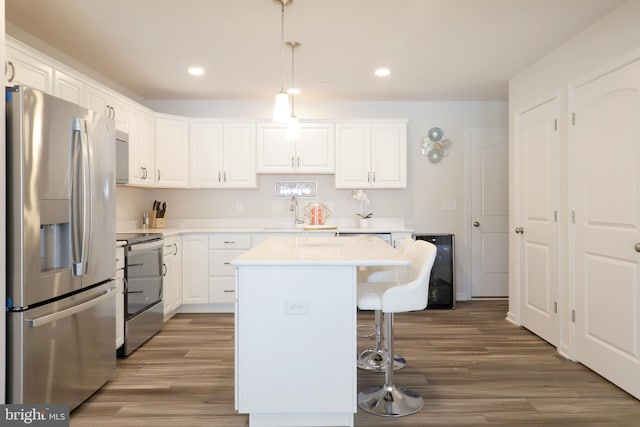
left=473, top=221, right=480, bottom=227
left=515, top=227, right=524, bottom=234
left=635, top=243, right=640, bottom=253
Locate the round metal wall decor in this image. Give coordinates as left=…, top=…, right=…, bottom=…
left=422, top=127, right=451, bottom=163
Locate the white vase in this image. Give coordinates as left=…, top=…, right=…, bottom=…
left=359, top=218, right=369, bottom=228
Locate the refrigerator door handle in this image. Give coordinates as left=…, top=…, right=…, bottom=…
left=71, top=118, right=91, bottom=276
left=25, top=287, right=114, bottom=328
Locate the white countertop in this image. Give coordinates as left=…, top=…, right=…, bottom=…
left=116, top=217, right=413, bottom=237
left=231, top=235, right=411, bottom=266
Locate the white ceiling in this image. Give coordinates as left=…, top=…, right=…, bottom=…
left=5, top=0, right=626, bottom=102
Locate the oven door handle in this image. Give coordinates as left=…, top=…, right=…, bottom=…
left=127, top=239, right=164, bottom=254
left=25, top=288, right=115, bottom=328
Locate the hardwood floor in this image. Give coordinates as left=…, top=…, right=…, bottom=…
left=71, top=300, right=640, bottom=426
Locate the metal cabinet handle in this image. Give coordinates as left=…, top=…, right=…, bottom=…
left=218, top=171, right=222, bottom=183
left=297, top=156, right=300, bottom=168
left=223, top=241, right=236, bottom=244
left=368, top=172, right=371, bottom=183
left=635, top=243, right=640, bottom=253
left=6, top=61, right=15, bottom=82
left=162, top=263, right=167, bottom=277
left=473, top=221, right=480, bottom=227
left=515, top=227, right=524, bottom=234
left=224, top=171, right=227, bottom=183
left=291, top=156, right=295, bottom=168
left=173, top=243, right=178, bottom=256
left=158, top=169, right=161, bottom=181
left=373, top=171, right=376, bottom=182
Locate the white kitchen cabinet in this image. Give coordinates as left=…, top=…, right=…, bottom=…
left=181, top=234, right=210, bottom=305
left=335, top=121, right=407, bottom=189
left=5, top=42, right=53, bottom=93
left=208, top=233, right=252, bottom=304
left=155, top=115, right=189, bottom=188
left=85, top=83, right=129, bottom=132
left=162, top=236, right=183, bottom=321
left=128, top=105, right=155, bottom=187
left=256, top=122, right=334, bottom=174
left=53, top=69, right=85, bottom=105
left=190, top=120, right=256, bottom=188
left=115, top=246, right=125, bottom=350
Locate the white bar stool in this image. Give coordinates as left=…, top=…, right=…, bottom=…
left=357, top=238, right=414, bottom=372
left=357, top=240, right=437, bottom=417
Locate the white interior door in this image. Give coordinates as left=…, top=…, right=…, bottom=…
left=470, top=128, right=509, bottom=297
left=517, top=97, right=560, bottom=346
left=573, top=59, right=640, bottom=399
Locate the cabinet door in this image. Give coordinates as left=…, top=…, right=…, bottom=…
left=155, top=116, right=189, bottom=188
left=85, top=84, right=129, bottom=132
left=190, top=121, right=224, bottom=188
left=163, top=237, right=183, bottom=319
left=223, top=122, right=256, bottom=188
left=53, top=70, right=85, bottom=105
left=115, top=269, right=125, bottom=349
left=6, top=45, right=53, bottom=93
left=256, top=124, right=295, bottom=173
left=370, top=123, right=407, bottom=188
left=129, top=106, right=155, bottom=187
left=296, top=123, right=335, bottom=173
left=181, top=234, right=209, bottom=304
left=335, top=123, right=371, bottom=188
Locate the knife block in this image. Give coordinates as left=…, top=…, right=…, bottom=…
left=150, top=211, right=166, bottom=228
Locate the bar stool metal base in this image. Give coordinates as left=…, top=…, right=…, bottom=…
left=357, top=349, right=406, bottom=372
left=357, top=384, right=424, bottom=417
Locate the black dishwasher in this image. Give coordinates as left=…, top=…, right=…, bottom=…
left=414, top=234, right=455, bottom=309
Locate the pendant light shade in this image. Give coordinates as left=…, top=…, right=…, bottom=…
left=273, top=0, right=292, bottom=123
left=287, top=115, right=300, bottom=140
left=273, top=91, right=290, bottom=123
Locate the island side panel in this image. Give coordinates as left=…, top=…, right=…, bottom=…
left=236, top=265, right=357, bottom=418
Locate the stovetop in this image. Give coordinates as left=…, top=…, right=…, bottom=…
left=116, top=232, right=163, bottom=245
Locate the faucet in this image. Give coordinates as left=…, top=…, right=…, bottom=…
left=290, top=197, right=304, bottom=225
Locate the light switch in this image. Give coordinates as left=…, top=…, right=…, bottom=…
left=442, top=200, right=457, bottom=211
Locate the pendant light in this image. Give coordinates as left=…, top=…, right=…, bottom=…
left=286, top=41, right=300, bottom=140
left=272, top=0, right=291, bottom=123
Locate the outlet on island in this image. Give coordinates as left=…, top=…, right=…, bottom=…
left=285, top=300, right=309, bottom=315
left=235, top=202, right=243, bottom=213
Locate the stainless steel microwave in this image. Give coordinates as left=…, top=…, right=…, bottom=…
left=116, top=130, right=129, bottom=184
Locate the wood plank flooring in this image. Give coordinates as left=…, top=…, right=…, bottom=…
left=71, top=300, right=640, bottom=426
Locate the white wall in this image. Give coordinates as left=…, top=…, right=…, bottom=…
left=120, top=99, right=507, bottom=300
left=508, top=0, right=640, bottom=352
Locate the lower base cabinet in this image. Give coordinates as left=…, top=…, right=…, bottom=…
left=163, top=235, right=183, bottom=320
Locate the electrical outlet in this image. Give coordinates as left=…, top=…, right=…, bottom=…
left=235, top=202, right=243, bottom=213
left=285, top=300, right=309, bottom=315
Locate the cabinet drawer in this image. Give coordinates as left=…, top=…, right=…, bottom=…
left=116, top=247, right=125, bottom=270
left=209, top=250, right=243, bottom=276
left=209, top=233, right=251, bottom=249
left=209, top=277, right=236, bottom=304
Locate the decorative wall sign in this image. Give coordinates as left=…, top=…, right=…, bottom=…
left=275, top=181, right=317, bottom=198
left=422, top=126, right=452, bottom=163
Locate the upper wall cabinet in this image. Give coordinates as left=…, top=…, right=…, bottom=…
left=128, top=105, right=155, bottom=187
left=5, top=43, right=53, bottom=93
left=85, top=83, right=129, bottom=132
left=53, top=70, right=85, bottom=105
left=335, top=121, right=407, bottom=189
left=155, top=114, right=190, bottom=188
left=256, top=122, right=335, bottom=174
left=190, top=120, right=256, bottom=189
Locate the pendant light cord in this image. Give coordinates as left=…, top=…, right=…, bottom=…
left=279, top=2, right=285, bottom=92
left=290, top=43, right=295, bottom=114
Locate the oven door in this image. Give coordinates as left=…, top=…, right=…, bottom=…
left=125, top=239, right=163, bottom=319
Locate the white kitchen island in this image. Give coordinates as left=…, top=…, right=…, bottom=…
left=231, top=235, right=410, bottom=427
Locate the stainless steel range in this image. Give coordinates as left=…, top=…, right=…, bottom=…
left=116, top=232, right=164, bottom=357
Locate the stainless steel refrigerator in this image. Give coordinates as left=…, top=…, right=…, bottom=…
left=5, top=85, right=117, bottom=410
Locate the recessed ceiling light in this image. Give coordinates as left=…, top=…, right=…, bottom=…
left=374, top=68, right=391, bottom=77
left=188, top=66, right=205, bottom=76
